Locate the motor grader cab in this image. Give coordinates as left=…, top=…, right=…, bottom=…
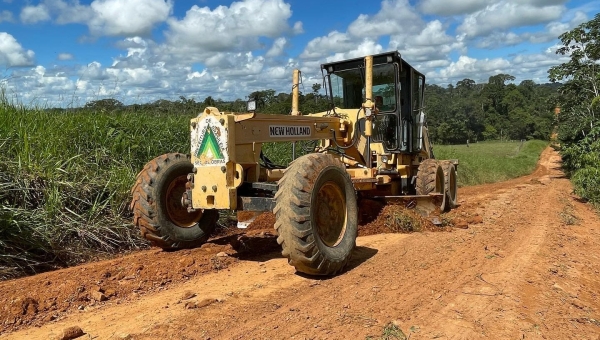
left=131, top=51, right=458, bottom=276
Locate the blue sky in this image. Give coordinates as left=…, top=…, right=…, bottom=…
left=0, top=0, right=598, bottom=107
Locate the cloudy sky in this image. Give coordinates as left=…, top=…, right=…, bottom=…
left=0, top=0, right=598, bottom=107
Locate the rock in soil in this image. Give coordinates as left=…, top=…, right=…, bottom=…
left=181, top=291, right=196, bottom=300
left=179, top=257, right=195, bottom=267
left=185, top=298, right=216, bottom=309
left=56, top=326, right=84, bottom=340
left=91, top=291, right=107, bottom=302
left=467, top=215, right=484, bottom=224
left=454, top=219, right=469, bottom=229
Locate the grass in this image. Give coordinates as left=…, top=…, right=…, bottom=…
left=434, top=140, right=548, bottom=187
left=0, top=102, right=191, bottom=279
left=366, top=321, right=407, bottom=340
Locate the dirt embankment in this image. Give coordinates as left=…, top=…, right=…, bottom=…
left=2, top=147, right=600, bottom=340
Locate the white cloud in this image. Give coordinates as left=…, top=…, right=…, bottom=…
left=436, top=56, right=510, bottom=81
left=412, top=21, right=455, bottom=46
left=300, top=31, right=355, bottom=59
left=420, top=0, right=569, bottom=16
left=79, top=61, right=110, bottom=81
left=266, top=37, right=287, bottom=57
left=204, top=52, right=265, bottom=77
left=293, top=21, right=304, bottom=34
left=0, top=32, right=35, bottom=67
left=165, top=0, right=293, bottom=53
left=389, top=16, right=463, bottom=63
left=419, top=0, right=491, bottom=16
left=519, top=0, right=568, bottom=6
left=21, top=0, right=172, bottom=37
left=46, top=0, right=96, bottom=25
left=475, top=9, right=589, bottom=49
left=20, top=4, right=51, bottom=24
left=88, top=0, right=172, bottom=36
left=0, top=10, right=14, bottom=23
left=57, top=53, right=74, bottom=61
left=511, top=50, right=570, bottom=71
left=416, top=59, right=451, bottom=69
left=324, top=39, right=384, bottom=63
left=302, top=0, right=463, bottom=67
left=426, top=47, right=571, bottom=85
left=458, top=2, right=565, bottom=38
left=348, top=0, right=422, bottom=38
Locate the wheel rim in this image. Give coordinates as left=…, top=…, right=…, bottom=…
left=165, top=175, right=203, bottom=228
left=315, top=181, right=347, bottom=247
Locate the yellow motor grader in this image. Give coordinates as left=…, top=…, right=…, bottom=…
left=130, top=51, right=458, bottom=276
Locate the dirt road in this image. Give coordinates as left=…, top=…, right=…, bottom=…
left=2, top=147, right=599, bottom=339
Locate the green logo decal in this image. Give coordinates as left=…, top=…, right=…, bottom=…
left=196, top=124, right=224, bottom=161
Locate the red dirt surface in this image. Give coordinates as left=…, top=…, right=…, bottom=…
left=2, top=147, right=600, bottom=339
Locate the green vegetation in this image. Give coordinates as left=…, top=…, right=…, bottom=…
left=366, top=322, right=407, bottom=340
left=426, top=77, right=557, bottom=145
left=549, top=14, right=600, bottom=208
left=434, top=140, right=548, bottom=187
left=0, top=100, right=191, bottom=280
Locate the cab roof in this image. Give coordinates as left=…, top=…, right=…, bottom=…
left=320, top=51, right=424, bottom=79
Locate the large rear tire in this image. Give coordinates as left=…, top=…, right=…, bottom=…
left=274, top=154, right=358, bottom=276
left=440, top=161, right=458, bottom=210
left=130, top=153, right=218, bottom=250
left=415, top=159, right=446, bottom=212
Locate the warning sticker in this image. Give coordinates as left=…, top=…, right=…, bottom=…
left=269, top=125, right=311, bottom=138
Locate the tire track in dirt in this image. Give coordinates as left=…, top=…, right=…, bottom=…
left=417, top=174, right=558, bottom=338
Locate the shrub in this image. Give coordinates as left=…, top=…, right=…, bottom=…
left=572, top=167, right=600, bottom=206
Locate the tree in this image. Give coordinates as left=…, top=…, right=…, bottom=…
left=482, top=74, right=515, bottom=116
left=549, top=13, right=600, bottom=130
left=425, top=76, right=556, bottom=144
left=312, top=83, right=321, bottom=104
left=203, top=96, right=215, bottom=107
left=84, top=98, right=124, bottom=112
left=548, top=14, right=600, bottom=206
left=248, top=89, right=276, bottom=112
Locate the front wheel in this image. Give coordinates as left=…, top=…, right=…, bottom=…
left=274, top=154, right=358, bottom=276
left=130, top=153, right=218, bottom=250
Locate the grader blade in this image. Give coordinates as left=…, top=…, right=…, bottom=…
left=236, top=211, right=262, bottom=229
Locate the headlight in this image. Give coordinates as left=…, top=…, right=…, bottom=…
left=247, top=99, right=256, bottom=112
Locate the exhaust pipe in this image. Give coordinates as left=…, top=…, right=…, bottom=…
left=291, top=69, right=300, bottom=116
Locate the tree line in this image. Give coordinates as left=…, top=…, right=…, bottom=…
left=425, top=76, right=558, bottom=144
left=79, top=76, right=558, bottom=146
left=549, top=13, right=600, bottom=207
